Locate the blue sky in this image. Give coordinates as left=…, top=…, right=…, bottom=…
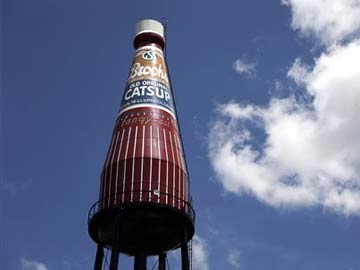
left=2, top=0, right=360, bottom=270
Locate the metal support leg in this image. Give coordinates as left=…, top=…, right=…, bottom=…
left=110, top=214, right=121, bottom=270
left=159, top=253, right=166, bottom=270
left=181, top=227, right=189, bottom=270
left=134, top=254, right=147, bottom=270
left=94, top=245, right=104, bottom=270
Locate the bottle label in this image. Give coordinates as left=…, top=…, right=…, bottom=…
left=119, top=47, right=175, bottom=116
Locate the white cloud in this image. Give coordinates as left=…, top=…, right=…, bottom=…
left=209, top=39, right=360, bottom=215
left=287, top=58, right=310, bottom=85
left=227, top=249, right=241, bottom=269
left=192, top=235, right=209, bottom=270
left=232, top=58, right=256, bottom=77
left=21, top=257, right=48, bottom=270
left=274, top=80, right=283, bottom=92
left=281, top=0, right=360, bottom=45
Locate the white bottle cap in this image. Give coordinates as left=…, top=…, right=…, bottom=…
left=135, top=19, right=164, bottom=40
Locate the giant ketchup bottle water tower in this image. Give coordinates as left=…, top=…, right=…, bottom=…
left=88, top=19, right=195, bottom=270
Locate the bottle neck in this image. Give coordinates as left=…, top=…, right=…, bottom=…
left=133, top=32, right=165, bottom=50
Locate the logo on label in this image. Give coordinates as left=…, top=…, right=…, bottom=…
left=142, top=50, right=157, bottom=61
left=120, top=48, right=175, bottom=115
left=128, top=63, right=168, bottom=82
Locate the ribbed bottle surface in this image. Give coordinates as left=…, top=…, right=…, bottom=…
left=99, top=44, right=189, bottom=213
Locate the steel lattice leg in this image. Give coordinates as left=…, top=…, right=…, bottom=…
left=94, top=245, right=104, bottom=270
left=134, top=254, right=147, bottom=270
left=181, top=227, right=189, bottom=270
left=159, top=253, right=166, bottom=270
left=110, top=214, right=121, bottom=270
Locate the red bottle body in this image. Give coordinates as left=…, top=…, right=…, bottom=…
left=100, top=44, right=189, bottom=213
